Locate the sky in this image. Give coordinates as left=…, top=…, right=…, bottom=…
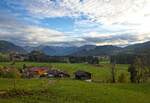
left=0, top=0, right=150, bottom=46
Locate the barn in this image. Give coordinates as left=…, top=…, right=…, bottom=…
left=74, top=70, right=92, bottom=81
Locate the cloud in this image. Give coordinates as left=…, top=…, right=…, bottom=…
left=5, top=0, right=150, bottom=25
left=1, top=0, right=150, bottom=46
left=0, top=9, right=79, bottom=46
left=0, top=23, right=78, bottom=46
left=82, top=31, right=150, bottom=46
left=6, top=0, right=79, bottom=19
left=66, top=0, right=150, bottom=24
left=18, top=0, right=150, bottom=24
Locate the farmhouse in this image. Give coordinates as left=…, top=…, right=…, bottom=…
left=74, top=70, right=92, bottom=81
left=22, top=67, right=70, bottom=78
left=31, top=67, right=49, bottom=75
left=22, top=67, right=49, bottom=78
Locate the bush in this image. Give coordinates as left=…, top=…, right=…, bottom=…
left=0, top=53, right=10, bottom=62
left=0, top=67, right=21, bottom=78
left=118, top=73, right=128, bottom=83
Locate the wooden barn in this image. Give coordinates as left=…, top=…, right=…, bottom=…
left=74, top=70, right=92, bottom=81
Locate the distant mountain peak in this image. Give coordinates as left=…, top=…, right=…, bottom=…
left=0, top=40, right=26, bottom=53
left=1, top=40, right=150, bottom=56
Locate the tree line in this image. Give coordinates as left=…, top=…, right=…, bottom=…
left=111, top=53, right=150, bottom=66
left=110, top=54, right=150, bottom=83
left=0, top=51, right=99, bottom=64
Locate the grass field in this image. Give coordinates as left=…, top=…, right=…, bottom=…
left=0, top=62, right=150, bottom=103
left=0, top=62, right=129, bottom=81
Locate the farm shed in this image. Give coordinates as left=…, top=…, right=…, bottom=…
left=74, top=70, right=92, bottom=80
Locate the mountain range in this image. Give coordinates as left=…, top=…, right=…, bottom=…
left=0, top=40, right=150, bottom=56
left=0, top=40, right=25, bottom=53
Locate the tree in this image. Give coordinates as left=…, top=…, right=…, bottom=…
left=111, top=62, right=116, bottom=83
left=87, top=56, right=99, bottom=64
left=128, top=64, right=137, bottom=83
left=29, top=50, right=49, bottom=62
left=110, top=54, right=135, bottom=64
left=128, top=57, right=146, bottom=83
left=22, top=64, right=27, bottom=69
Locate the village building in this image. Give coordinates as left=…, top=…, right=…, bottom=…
left=22, top=67, right=49, bottom=78
left=74, top=70, right=92, bottom=81
left=22, top=67, right=70, bottom=78
left=48, top=69, right=70, bottom=78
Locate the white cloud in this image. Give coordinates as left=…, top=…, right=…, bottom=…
left=8, top=0, right=150, bottom=27
left=83, top=31, right=150, bottom=46
left=0, top=10, right=76, bottom=45
left=8, top=0, right=150, bottom=31
left=10, top=0, right=79, bottom=19
left=83, top=32, right=115, bottom=38
left=1, top=0, right=150, bottom=46
left=96, top=40, right=129, bottom=46
left=0, top=24, right=80, bottom=46
left=24, top=26, right=67, bottom=43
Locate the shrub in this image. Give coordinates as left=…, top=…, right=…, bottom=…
left=0, top=67, right=21, bottom=78
left=118, top=73, right=128, bottom=83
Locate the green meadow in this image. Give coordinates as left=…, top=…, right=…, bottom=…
left=0, top=62, right=129, bottom=81
left=0, top=62, right=150, bottom=103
